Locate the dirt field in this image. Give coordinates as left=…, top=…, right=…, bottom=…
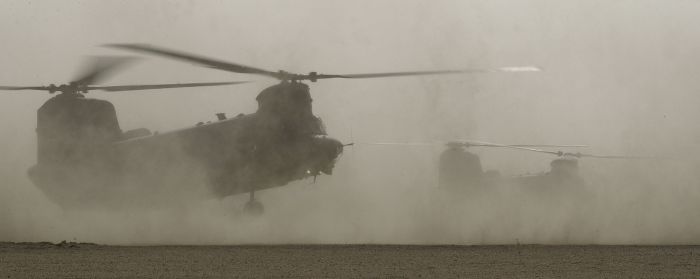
left=1, top=243, right=699, bottom=278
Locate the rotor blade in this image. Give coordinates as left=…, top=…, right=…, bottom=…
left=106, top=44, right=279, bottom=78
left=0, top=86, right=48, bottom=91
left=314, top=66, right=541, bottom=80
left=563, top=152, right=659, bottom=160
left=467, top=141, right=655, bottom=160
left=459, top=140, right=565, bottom=155
left=87, top=81, right=250, bottom=92
left=359, top=140, right=653, bottom=160
left=507, top=144, right=588, bottom=148
left=72, top=56, right=138, bottom=85
left=358, top=142, right=435, bottom=146
left=459, top=140, right=575, bottom=149
left=456, top=141, right=587, bottom=148
left=321, top=70, right=479, bottom=79
left=358, top=141, right=582, bottom=149
left=106, top=44, right=541, bottom=82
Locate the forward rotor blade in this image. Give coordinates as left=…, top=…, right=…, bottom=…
left=458, top=140, right=584, bottom=151
left=358, top=142, right=435, bottom=146
left=358, top=141, right=582, bottom=149
left=0, top=86, right=48, bottom=91
left=106, top=44, right=278, bottom=78
left=88, top=81, right=250, bottom=92
left=73, top=56, right=138, bottom=85
left=320, top=66, right=541, bottom=80
left=360, top=140, right=653, bottom=160
left=563, top=152, right=658, bottom=160
left=507, top=144, right=588, bottom=148
left=464, top=141, right=565, bottom=156
left=467, top=141, right=654, bottom=160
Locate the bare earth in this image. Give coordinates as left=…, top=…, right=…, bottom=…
left=2, top=243, right=699, bottom=278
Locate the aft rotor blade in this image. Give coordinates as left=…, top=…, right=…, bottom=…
left=320, top=66, right=541, bottom=80
left=106, top=44, right=279, bottom=78
left=72, top=56, right=138, bottom=85
left=88, top=81, right=250, bottom=92
left=107, top=44, right=541, bottom=82
left=0, top=86, right=48, bottom=91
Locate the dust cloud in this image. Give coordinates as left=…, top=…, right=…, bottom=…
left=1, top=0, right=700, bottom=245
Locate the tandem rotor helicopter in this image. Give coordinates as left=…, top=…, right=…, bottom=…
left=1, top=44, right=540, bottom=214
left=364, top=139, right=654, bottom=194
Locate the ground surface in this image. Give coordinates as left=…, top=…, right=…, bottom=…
left=1, top=243, right=699, bottom=278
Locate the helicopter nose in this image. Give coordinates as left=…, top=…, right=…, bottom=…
left=330, top=138, right=346, bottom=156
left=311, top=136, right=345, bottom=175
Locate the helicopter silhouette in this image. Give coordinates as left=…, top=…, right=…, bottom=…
left=360, top=139, right=653, bottom=194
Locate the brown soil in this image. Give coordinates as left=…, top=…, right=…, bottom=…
left=1, top=243, right=699, bottom=278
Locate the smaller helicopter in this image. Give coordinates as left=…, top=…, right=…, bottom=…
left=437, top=140, right=593, bottom=192
left=439, top=140, right=659, bottom=196
left=361, top=139, right=653, bottom=193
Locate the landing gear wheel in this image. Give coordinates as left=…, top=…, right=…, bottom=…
left=243, top=189, right=264, bottom=216
left=243, top=199, right=264, bottom=216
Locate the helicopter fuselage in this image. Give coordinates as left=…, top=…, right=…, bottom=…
left=27, top=82, right=344, bottom=207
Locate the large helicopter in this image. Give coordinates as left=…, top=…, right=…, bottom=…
left=3, top=45, right=540, bottom=213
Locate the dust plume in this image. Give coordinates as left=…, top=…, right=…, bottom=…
left=1, top=0, right=700, bottom=245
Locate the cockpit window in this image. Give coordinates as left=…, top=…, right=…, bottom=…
left=314, top=117, right=327, bottom=135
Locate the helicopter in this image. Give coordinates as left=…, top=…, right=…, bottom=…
left=359, top=140, right=589, bottom=191
left=440, top=140, right=656, bottom=196
left=360, top=139, right=652, bottom=194
left=3, top=45, right=540, bottom=214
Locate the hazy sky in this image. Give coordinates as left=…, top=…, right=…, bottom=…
left=2, top=0, right=698, bottom=152
left=1, top=0, right=700, bottom=244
